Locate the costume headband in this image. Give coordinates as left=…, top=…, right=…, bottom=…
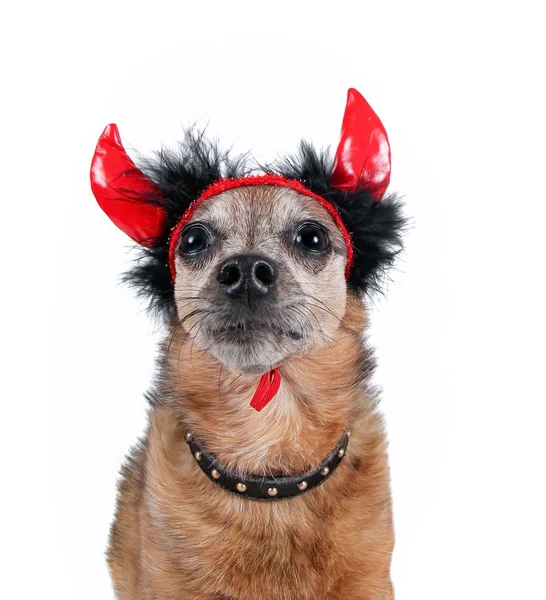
left=90, top=88, right=391, bottom=279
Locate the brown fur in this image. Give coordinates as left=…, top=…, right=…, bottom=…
left=107, top=188, right=395, bottom=599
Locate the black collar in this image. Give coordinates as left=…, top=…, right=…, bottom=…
left=184, top=429, right=350, bottom=501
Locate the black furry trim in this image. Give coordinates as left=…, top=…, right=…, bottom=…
left=121, top=132, right=406, bottom=321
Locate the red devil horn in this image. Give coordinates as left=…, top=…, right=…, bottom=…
left=90, top=124, right=166, bottom=246
left=331, top=88, right=391, bottom=201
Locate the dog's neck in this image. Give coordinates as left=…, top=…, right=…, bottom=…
left=158, top=296, right=370, bottom=477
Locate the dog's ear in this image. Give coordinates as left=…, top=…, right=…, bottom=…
left=331, top=88, right=391, bottom=201
left=90, top=124, right=167, bottom=246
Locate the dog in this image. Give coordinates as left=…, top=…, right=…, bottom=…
left=91, top=89, right=405, bottom=600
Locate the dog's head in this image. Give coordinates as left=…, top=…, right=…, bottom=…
left=90, top=89, right=405, bottom=375
left=172, top=184, right=349, bottom=373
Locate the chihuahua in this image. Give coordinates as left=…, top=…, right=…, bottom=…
left=91, top=88, right=405, bottom=600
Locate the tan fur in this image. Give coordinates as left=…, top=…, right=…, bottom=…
left=107, top=187, right=395, bottom=599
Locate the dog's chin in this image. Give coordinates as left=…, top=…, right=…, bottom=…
left=203, top=324, right=305, bottom=374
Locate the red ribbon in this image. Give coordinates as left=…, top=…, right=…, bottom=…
left=249, top=368, right=281, bottom=412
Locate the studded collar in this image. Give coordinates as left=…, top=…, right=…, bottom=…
left=184, top=430, right=350, bottom=501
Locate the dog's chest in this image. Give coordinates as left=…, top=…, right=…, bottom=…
left=145, top=497, right=352, bottom=600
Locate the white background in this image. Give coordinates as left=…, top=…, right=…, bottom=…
left=2, top=1, right=545, bottom=598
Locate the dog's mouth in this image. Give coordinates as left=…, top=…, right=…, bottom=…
left=198, top=313, right=309, bottom=372
left=211, top=322, right=303, bottom=343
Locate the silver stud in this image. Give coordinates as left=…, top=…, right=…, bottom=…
left=185, top=432, right=193, bottom=443
left=194, top=451, right=202, bottom=461
left=338, top=448, right=345, bottom=458
left=211, top=469, right=220, bottom=480
left=236, top=482, right=247, bottom=493
left=267, top=487, right=278, bottom=497
left=297, top=481, right=308, bottom=491
left=321, top=467, right=330, bottom=477
left=346, top=430, right=351, bottom=438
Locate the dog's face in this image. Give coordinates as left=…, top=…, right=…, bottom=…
left=173, top=186, right=348, bottom=373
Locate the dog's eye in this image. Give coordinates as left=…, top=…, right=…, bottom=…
left=295, top=223, right=330, bottom=253
left=180, top=225, right=210, bottom=255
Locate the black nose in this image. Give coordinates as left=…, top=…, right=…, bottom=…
left=217, top=254, right=276, bottom=300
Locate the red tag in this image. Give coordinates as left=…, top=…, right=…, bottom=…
left=249, top=369, right=281, bottom=412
